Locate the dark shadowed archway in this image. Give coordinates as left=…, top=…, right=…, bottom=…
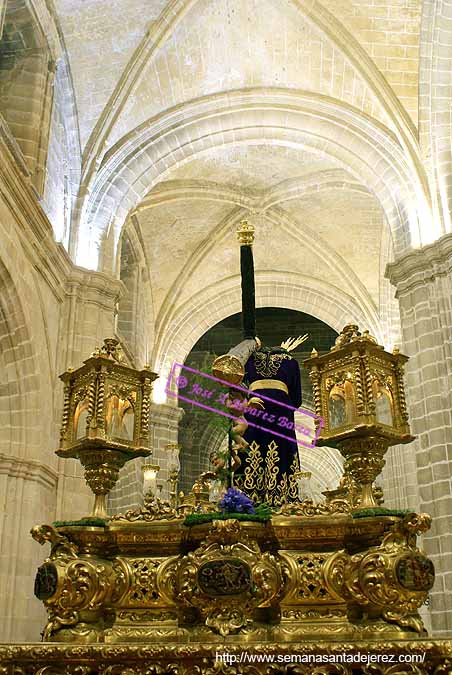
left=178, top=307, right=339, bottom=494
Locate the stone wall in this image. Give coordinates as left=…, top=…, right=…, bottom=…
left=387, top=233, right=452, bottom=635
left=0, top=136, right=122, bottom=641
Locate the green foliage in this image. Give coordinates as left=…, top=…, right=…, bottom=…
left=53, top=517, right=108, bottom=528
left=184, top=507, right=272, bottom=527
left=254, top=502, right=273, bottom=519
left=208, top=411, right=231, bottom=434
left=215, top=462, right=231, bottom=487
left=352, top=508, right=411, bottom=519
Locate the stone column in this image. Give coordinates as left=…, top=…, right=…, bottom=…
left=0, top=456, right=57, bottom=640
left=386, top=233, right=452, bottom=635
left=150, top=403, right=184, bottom=501
left=380, top=442, right=420, bottom=512
left=32, top=56, right=57, bottom=196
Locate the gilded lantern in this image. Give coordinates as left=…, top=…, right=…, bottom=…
left=304, top=324, right=415, bottom=509
left=57, top=338, right=158, bottom=517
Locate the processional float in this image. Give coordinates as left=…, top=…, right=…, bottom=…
left=1, top=223, right=450, bottom=675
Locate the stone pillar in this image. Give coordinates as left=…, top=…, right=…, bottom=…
left=55, top=269, right=125, bottom=521
left=0, top=456, right=57, bottom=640
left=380, top=442, right=420, bottom=512
left=386, top=233, right=452, bottom=635
left=32, top=56, right=57, bottom=196
left=149, top=403, right=184, bottom=501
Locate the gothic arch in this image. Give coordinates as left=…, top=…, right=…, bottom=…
left=81, top=0, right=421, bottom=185
left=0, top=257, right=55, bottom=641
left=152, top=271, right=380, bottom=387
left=0, top=260, right=41, bottom=458
left=76, top=90, right=430, bottom=271
left=135, top=169, right=365, bottom=214
left=43, top=53, right=81, bottom=246
left=153, top=205, right=379, bottom=352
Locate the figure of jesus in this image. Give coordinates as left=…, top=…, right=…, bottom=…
left=230, top=338, right=304, bottom=506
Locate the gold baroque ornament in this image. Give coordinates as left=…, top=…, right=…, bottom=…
left=276, top=498, right=351, bottom=517
left=236, top=219, right=255, bottom=246
left=109, top=495, right=181, bottom=522
left=176, top=520, right=282, bottom=636
left=115, top=555, right=178, bottom=609
left=1, top=641, right=452, bottom=674
left=31, top=524, right=79, bottom=559
left=31, top=525, right=123, bottom=641
left=339, top=436, right=389, bottom=509
left=325, top=513, right=435, bottom=635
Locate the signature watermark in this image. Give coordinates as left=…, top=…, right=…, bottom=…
left=215, top=651, right=426, bottom=665
left=165, top=363, right=324, bottom=448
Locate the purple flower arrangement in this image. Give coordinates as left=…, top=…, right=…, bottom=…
left=219, top=487, right=256, bottom=514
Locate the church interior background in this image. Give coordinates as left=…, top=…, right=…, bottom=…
left=1, top=0, right=452, bottom=666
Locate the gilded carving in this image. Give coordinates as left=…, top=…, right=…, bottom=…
left=304, top=325, right=415, bottom=509
left=29, top=508, right=437, bottom=653
left=31, top=524, right=79, bottom=559
left=110, top=495, right=181, bottom=522
left=1, top=641, right=452, bottom=674
left=280, top=551, right=344, bottom=606
left=57, top=339, right=158, bottom=518
left=277, top=499, right=350, bottom=517
left=115, top=555, right=178, bottom=609
left=117, top=610, right=177, bottom=622
left=176, top=520, right=282, bottom=635
left=326, top=514, right=434, bottom=634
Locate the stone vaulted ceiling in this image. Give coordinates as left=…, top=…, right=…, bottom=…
left=49, top=0, right=428, bottom=359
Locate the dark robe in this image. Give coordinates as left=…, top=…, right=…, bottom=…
left=233, top=348, right=302, bottom=506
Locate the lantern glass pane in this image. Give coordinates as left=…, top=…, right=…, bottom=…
left=74, top=400, right=89, bottom=439
left=328, top=387, right=347, bottom=429
left=106, top=394, right=135, bottom=441
left=374, top=382, right=393, bottom=426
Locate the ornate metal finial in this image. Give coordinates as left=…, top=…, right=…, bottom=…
left=311, top=347, right=318, bottom=357
left=100, top=338, right=124, bottom=362
left=362, top=329, right=377, bottom=344
left=237, top=220, right=255, bottom=246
